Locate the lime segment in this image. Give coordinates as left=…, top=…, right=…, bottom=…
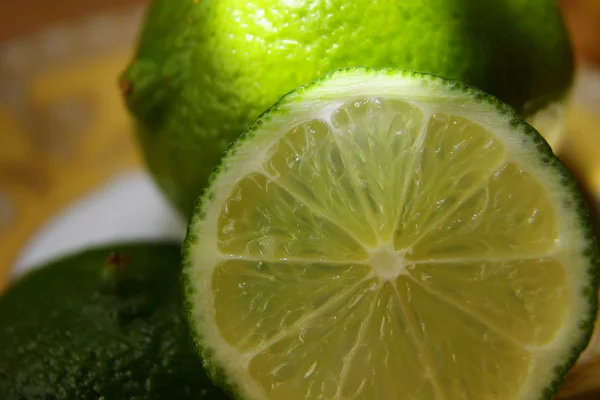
left=406, top=259, right=568, bottom=345
left=396, top=277, right=531, bottom=400
left=409, top=163, right=558, bottom=260
left=212, top=260, right=370, bottom=351
left=217, top=173, right=368, bottom=261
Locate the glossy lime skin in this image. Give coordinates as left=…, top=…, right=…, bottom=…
left=0, top=243, right=230, bottom=400
left=122, top=0, right=573, bottom=217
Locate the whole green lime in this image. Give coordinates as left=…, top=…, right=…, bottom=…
left=0, top=243, right=229, bottom=400
left=122, top=0, right=573, bottom=217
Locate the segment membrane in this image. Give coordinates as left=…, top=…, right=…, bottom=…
left=218, top=173, right=368, bottom=261
left=394, top=114, right=506, bottom=250
left=409, top=163, right=559, bottom=260
left=407, top=259, right=567, bottom=345
left=247, top=278, right=379, bottom=399
left=264, top=120, right=379, bottom=247
left=213, top=260, right=370, bottom=352
left=329, top=99, right=426, bottom=242
left=339, top=282, right=438, bottom=400
left=396, top=276, right=531, bottom=400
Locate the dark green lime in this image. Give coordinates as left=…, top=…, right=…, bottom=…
left=0, top=243, right=229, bottom=400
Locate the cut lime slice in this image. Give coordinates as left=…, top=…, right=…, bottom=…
left=183, top=68, right=597, bottom=400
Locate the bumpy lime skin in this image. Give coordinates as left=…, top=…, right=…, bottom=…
left=0, top=243, right=230, bottom=400
left=122, top=0, right=573, bottom=217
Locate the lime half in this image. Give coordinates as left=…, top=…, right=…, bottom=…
left=183, top=68, right=597, bottom=400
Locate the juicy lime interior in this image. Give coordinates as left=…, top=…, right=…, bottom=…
left=186, top=71, right=595, bottom=400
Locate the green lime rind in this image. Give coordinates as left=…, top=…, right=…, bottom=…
left=182, top=67, right=598, bottom=400
left=0, top=242, right=230, bottom=400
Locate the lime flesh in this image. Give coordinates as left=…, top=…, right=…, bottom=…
left=183, top=69, right=597, bottom=400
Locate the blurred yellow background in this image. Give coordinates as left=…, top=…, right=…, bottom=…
left=0, top=0, right=600, bottom=398
left=0, top=0, right=182, bottom=286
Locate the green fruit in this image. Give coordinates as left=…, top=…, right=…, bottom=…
left=182, top=68, right=597, bottom=400
left=0, top=243, right=229, bottom=400
left=122, top=0, right=573, bottom=217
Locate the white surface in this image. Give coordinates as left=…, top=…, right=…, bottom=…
left=11, top=171, right=186, bottom=279
left=574, top=65, right=600, bottom=114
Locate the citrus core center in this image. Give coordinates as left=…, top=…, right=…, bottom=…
left=369, top=246, right=407, bottom=279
